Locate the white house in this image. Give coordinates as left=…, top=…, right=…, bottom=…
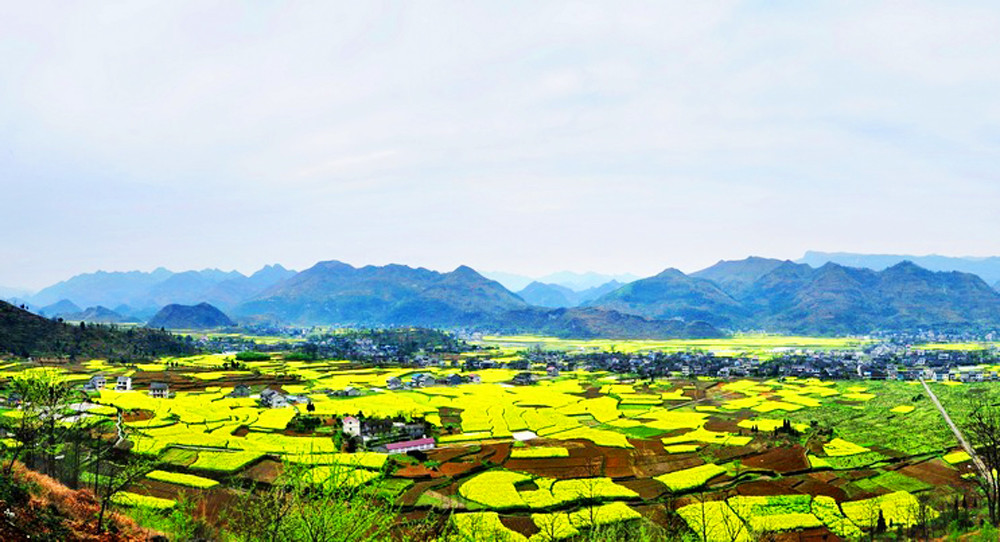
left=260, top=388, right=289, bottom=408
left=115, top=376, right=132, bottom=391
left=342, top=416, right=361, bottom=437
left=149, top=382, right=169, bottom=398
left=85, top=375, right=106, bottom=391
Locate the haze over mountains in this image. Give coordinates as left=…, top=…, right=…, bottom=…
left=26, top=264, right=296, bottom=318
left=588, top=258, right=1000, bottom=334
left=799, top=251, right=1000, bottom=287
left=481, top=271, right=639, bottom=293
left=5, top=254, right=1000, bottom=337
left=516, top=281, right=624, bottom=308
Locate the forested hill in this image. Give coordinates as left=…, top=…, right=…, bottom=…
left=0, top=301, right=196, bottom=360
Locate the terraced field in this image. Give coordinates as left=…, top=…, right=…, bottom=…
left=0, top=348, right=990, bottom=540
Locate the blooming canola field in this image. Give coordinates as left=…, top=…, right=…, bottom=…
left=1, top=347, right=992, bottom=540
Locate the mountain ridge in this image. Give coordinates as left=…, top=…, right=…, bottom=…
left=590, top=257, right=1000, bottom=334
left=799, top=251, right=1000, bottom=285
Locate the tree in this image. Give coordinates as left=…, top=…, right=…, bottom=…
left=1, top=369, right=86, bottom=479
left=962, top=398, right=1000, bottom=525
left=222, top=462, right=395, bottom=542
left=571, top=459, right=606, bottom=530
left=92, top=433, right=154, bottom=532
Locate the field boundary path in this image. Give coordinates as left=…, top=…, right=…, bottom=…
left=114, top=408, right=126, bottom=448
left=920, top=378, right=993, bottom=486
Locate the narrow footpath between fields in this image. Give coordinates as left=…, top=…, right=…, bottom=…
left=920, top=378, right=993, bottom=487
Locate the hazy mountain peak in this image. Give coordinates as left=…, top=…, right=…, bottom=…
left=147, top=302, right=235, bottom=329
left=451, top=264, right=480, bottom=277
left=798, top=251, right=1000, bottom=284
left=654, top=268, right=687, bottom=278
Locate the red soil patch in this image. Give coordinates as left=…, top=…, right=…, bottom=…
left=706, top=444, right=759, bottom=463
left=704, top=419, right=742, bottom=433
left=619, top=478, right=668, bottom=500
left=633, top=455, right=705, bottom=478
left=427, top=446, right=475, bottom=463
left=437, top=462, right=477, bottom=478
left=500, top=516, right=540, bottom=538
left=395, top=465, right=442, bottom=479
left=241, top=459, right=283, bottom=484
left=901, top=458, right=971, bottom=487
left=775, top=527, right=841, bottom=542
left=504, top=456, right=603, bottom=478
left=490, top=442, right=512, bottom=464
left=808, top=471, right=840, bottom=483
left=504, top=440, right=608, bottom=478
left=580, top=387, right=602, bottom=399
left=793, top=478, right=849, bottom=501
left=632, top=503, right=671, bottom=527
left=432, top=480, right=461, bottom=497
left=122, top=409, right=154, bottom=422
left=740, top=445, right=809, bottom=473
left=603, top=447, right=637, bottom=478
left=630, top=438, right=666, bottom=452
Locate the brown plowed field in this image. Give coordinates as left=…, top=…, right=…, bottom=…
left=619, top=478, right=668, bottom=500
left=740, top=445, right=809, bottom=473
left=501, top=515, right=540, bottom=538
left=901, top=458, right=972, bottom=487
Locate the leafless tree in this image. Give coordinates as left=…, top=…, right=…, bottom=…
left=93, top=435, right=154, bottom=532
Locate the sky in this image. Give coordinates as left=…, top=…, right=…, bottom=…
left=3, top=1, right=1000, bottom=290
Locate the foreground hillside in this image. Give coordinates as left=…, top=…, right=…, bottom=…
left=0, top=462, right=155, bottom=541
left=0, top=301, right=196, bottom=360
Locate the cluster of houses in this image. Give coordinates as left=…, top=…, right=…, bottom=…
left=340, top=415, right=436, bottom=454
left=82, top=375, right=171, bottom=397
left=383, top=370, right=541, bottom=390
left=258, top=387, right=316, bottom=408
left=385, top=372, right=479, bottom=390
left=568, top=341, right=1000, bottom=382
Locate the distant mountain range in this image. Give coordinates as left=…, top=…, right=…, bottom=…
left=233, top=261, right=717, bottom=339
left=26, top=264, right=296, bottom=317
left=799, top=251, right=1000, bottom=286
left=481, top=271, right=640, bottom=293
left=516, top=280, right=623, bottom=308
left=586, top=258, right=1000, bottom=334
left=9, top=254, right=1000, bottom=337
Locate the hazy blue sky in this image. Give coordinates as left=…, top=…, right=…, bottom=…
left=4, top=1, right=1000, bottom=290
